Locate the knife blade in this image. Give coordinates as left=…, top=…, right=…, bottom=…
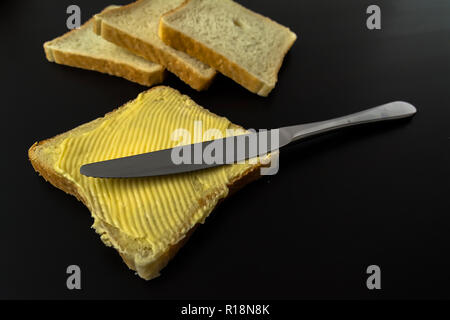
left=80, top=101, right=416, bottom=178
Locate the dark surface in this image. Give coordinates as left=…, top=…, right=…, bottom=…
left=1, top=0, right=449, bottom=299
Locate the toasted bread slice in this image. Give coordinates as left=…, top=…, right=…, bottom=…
left=159, top=0, right=297, bottom=96
left=29, top=86, right=266, bottom=280
left=94, top=0, right=216, bottom=91
left=44, top=6, right=165, bottom=86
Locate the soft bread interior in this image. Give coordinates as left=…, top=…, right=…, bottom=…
left=160, top=0, right=297, bottom=96
left=43, top=6, right=165, bottom=86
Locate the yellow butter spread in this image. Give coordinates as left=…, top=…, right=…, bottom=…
left=53, top=87, right=258, bottom=258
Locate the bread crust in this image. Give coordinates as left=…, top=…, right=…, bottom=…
left=159, top=0, right=297, bottom=96
left=28, top=86, right=264, bottom=280
left=44, top=44, right=166, bottom=87
left=94, top=0, right=216, bottom=91
left=44, top=13, right=166, bottom=87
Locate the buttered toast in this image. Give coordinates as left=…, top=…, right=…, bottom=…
left=29, top=86, right=266, bottom=280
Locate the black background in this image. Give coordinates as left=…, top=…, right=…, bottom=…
left=1, top=0, right=449, bottom=299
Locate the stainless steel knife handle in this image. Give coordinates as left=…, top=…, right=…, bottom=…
left=281, top=101, right=417, bottom=143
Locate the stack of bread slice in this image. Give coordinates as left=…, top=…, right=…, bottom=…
left=44, top=0, right=296, bottom=96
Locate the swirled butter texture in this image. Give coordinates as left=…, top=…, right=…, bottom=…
left=52, top=87, right=260, bottom=278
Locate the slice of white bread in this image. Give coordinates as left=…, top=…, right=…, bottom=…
left=159, top=0, right=297, bottom=96
left=94, top=0, right=216, bottom=91
left=28, top=86, right=266, bottom=280
left=44, top=6, right=165, bottom=87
